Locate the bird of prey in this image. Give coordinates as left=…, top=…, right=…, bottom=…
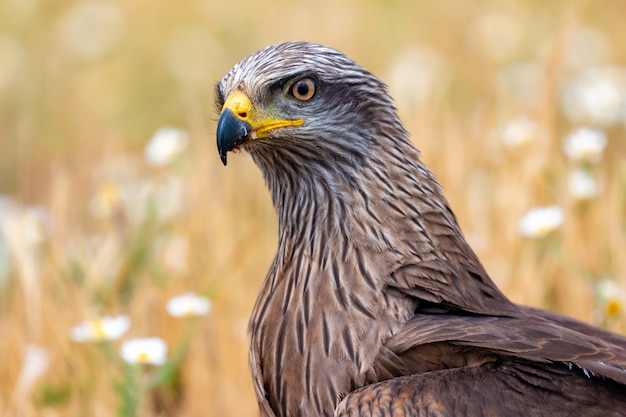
left=215, top=42, right=626, bottom=417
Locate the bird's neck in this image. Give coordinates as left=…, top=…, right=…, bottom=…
left=247, top=135, right=511, bottom=417
left=254, top=135, right=495, bottom=299
left=248, top=145, right=413, bottom=417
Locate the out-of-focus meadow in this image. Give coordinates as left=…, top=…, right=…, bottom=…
left=1, top=0, right=626, bottom=415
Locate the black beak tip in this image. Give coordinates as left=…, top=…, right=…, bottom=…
left=216, top=108, right=252, bottom=167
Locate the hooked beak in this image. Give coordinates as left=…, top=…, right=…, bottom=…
left=216, top=90, right=304, bottom=165
left=216, top=108, right=252, bottom=165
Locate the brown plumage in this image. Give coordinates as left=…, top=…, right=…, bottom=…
left=215, top=42, right=626, bottom=417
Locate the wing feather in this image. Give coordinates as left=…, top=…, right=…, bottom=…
left=338, top=360, right=626, bottom=417
left=377, top=308, right=626, bottom=385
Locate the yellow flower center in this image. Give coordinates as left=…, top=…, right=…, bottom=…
left=580, top=148, right=597, bottom=159
left=137, top=352, right=150, bottom=362
left=605, top=299, right=622, bottom=317
left=98, top=182, right=122, bottom=209
left=184, top=303, right=198, bottom=316
left=534, top=225, right=551, bottom=236
left=89, top=320, right=107, bottom=339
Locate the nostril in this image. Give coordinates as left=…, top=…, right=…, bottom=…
left=238, top=112, right=247, bottom=119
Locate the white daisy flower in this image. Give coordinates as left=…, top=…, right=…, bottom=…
left=517, top=206, right=564, bottom=238
left=120, top=337, right=167, bottom=365
left=563, top=128, right=607, bottom=163
left=71, top=315, right=130, bottom=342
left=500, top=115, right=539, bottom=148
left=560, top=66, right=626, bottom=127
left=567, top=169, right=598, bottom=200
left=89, top=181, right=124, bottom=218
left=166, top=292, right=211, bottom=317
left=144, top=128, right=189, bottom=166
left=16, top=345, right=50, bottom=393
left=596, top=279, right=625, bottom=318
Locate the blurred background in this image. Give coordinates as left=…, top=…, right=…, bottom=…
left=1, top=0, right=625, bottom=415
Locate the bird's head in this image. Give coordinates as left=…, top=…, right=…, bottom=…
left=215, top=42, right=406, bottom=168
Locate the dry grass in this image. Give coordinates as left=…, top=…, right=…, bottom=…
left=1, top=0, right=625, bottom=416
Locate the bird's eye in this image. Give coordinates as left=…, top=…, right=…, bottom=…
left=291, top=78, right=316, bottom=101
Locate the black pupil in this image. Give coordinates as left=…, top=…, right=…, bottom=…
left=297, top=81, right=309, bottom=97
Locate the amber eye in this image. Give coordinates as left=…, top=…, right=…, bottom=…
left=291, top=78, right=316, bottom=101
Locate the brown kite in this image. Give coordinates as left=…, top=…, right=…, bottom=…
left=215, top=42, right=626, bottom=417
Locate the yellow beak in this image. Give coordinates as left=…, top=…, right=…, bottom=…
left=216, top=91, right=304, bottom=165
